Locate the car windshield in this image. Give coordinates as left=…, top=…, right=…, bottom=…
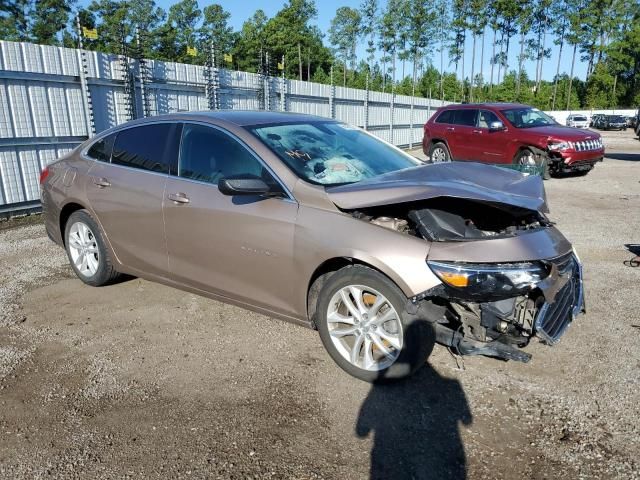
left=608, top=115, right=625, bottom=121
left=246, top=121, right=420, bottom=186
left=573, top=116, right=587, bottom=121
left=501, top=107, right=557, bottom=128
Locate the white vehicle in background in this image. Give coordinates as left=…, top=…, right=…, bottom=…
left=566, top=114, right=589, bottom=129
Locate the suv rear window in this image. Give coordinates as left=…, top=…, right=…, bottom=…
left=112, top=124, right=173, bottom=174
left=573, top=116, right=587, bottom=121
left=435, top=110, right=454, bottom=124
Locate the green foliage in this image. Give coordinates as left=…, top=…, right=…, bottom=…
left=0, top=0, right=637, bottom=109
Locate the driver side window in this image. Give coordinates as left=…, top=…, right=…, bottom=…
left=478, top=110, right=500, bottom=129
left=178, top=124, right=267, bottom=186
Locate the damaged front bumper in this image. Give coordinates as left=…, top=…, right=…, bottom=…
left=409, top=251, right=585, bottom=363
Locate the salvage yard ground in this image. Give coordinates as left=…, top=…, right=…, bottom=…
left=0, top=129, right=639, bottom=479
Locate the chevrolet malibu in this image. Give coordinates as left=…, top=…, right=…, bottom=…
left=41, top=111, right=584, bottom=382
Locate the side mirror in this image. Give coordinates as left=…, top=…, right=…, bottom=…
left=218, top=176, right=273, bottom=196
left=489, top=121, right=505, bottom=132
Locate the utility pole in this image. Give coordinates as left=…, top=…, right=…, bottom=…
left=298, top=42, right=302, bottom=80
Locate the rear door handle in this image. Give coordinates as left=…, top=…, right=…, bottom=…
left=92, top=177, right=111, bottom=188
left=167, top=192, right=190, bottom=204
left=446, top=127, right=455, bottom=132
left=472, top=129, right=482, bottom=134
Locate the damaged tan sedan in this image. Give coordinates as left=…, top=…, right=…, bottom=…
left=41, top=111, right=584, bottom=382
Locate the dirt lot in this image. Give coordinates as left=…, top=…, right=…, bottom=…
left=1, top=129, right=639, bottom=479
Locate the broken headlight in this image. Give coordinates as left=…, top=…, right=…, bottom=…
left=427, top=261, right=548, bottom=300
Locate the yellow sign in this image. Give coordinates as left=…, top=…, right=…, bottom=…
left=186, top=46, right=198, bottom=57
left=223, top=53, right=233, bottom=63
left=277, top=62, right=284, bottom=70
left=82, top=27, right=98, bottom=39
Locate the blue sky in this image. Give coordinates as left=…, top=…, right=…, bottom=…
left=80, top=0, right=588, bottom=82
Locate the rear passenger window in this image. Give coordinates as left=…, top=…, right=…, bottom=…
left=112, top=124, right=173, bottom=174
left=453, top=109, right=478, bottom=126
left=435, top=110, right=454, bottom=124
left=86, top=134, right=115, bottom=162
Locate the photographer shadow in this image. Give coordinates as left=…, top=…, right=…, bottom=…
left=356, top=323, right=472, bottom=480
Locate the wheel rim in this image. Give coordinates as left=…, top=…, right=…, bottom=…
left=326, top=285, right=403, bottom=371
left=518, top=151, right=537, bottom=166
left=431, top=147, right=449, bottom=163
left=68, top=221, right=99, bottom=277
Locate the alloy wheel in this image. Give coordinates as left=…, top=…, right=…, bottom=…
left=68, top=221, right=100, bottom=277
left=431, top=147, right=449, bottom=163
left=518, top=151, right=537, bottom=166
left=326, top=285, right=403, bottom=371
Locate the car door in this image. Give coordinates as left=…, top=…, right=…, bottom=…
left=449, top=109, right=479, bottom=161
left=471, top=109, right=510, bottom=164
left=85, top=122, right=179, bottom=278
left=163, top=122, right=299, bottom=316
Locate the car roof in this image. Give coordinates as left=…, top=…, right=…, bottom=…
left=439, top=102, right=530, bottom=110
left=118, top=110, right=332, bottom=128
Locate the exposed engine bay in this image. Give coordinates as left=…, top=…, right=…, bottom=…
left=345, top=198, right=580, bottom=363
left=349, top=197, right=551, bottom=242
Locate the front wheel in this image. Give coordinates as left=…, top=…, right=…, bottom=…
left=316, top=266, right=434, bottom=383
left=514, top=148, right=551, bottom=180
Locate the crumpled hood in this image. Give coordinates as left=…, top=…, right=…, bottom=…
left=326, top=162, right=549, bottom=213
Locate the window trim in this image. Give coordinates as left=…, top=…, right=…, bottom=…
left=175, top=121, right=296, bottom=202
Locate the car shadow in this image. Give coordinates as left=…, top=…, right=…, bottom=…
left=605, top=153, right=640, bottom=162
left=356, top=322, right=472, bottom=480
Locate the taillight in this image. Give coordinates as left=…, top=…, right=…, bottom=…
left=39, top=166, right=50, bottom=185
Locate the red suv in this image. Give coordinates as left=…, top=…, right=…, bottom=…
left=423, top=103, right=605, bottom=177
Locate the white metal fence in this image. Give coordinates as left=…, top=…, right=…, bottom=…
left=0, top=40, right=452, bottom=213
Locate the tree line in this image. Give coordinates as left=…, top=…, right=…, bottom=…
left=1, top=0, right=639, bottom=110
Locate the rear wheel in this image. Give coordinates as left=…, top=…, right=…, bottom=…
left=514, top=148, right=551, bottom=180
left=428, top=142, right=451, bottom=163
left=316, top=265, right=434, bottom=383
left=64, top=210, right=120, bottom=286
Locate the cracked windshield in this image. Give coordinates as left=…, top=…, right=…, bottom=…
left=249, top=122, right=420, bottom=185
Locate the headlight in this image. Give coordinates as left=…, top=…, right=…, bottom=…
left=427, top=261, right=548, bottom=300
left=548, top=141, right=572, bottom=151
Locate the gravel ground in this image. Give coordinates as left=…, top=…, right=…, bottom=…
left=0, top=129, right=638, bottom=479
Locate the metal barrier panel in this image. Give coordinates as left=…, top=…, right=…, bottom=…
left=0, top=40, right=451, bottom=212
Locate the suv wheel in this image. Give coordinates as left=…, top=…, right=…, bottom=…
left=316, top=265, right=434, bottom=383
left=64, top=209, right=121, bottom=286
left=428, top=142, right=451, bottom=163
left=514, top=148, right=551, bottom=180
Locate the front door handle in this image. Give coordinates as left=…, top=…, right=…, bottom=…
left=167, top=192, right=190, bottom=204
left=92, top=177, right=111, bottom=188
left=446, top=127, right=455, bottom=132
left=472, top=129, right=482, bottom=134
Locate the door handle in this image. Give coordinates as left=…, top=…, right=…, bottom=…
left=167, top=192, right=190, bottom=204
left=472, top=129, right=482, bottom=134
left=92, top=177, right=111, bottom=188
left=446, top=127, right=455, bottom=132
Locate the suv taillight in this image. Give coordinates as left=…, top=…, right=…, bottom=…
left=39, top=166, right=50, bottom=185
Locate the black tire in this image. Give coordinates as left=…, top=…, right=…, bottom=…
left=64, top=209, right=120, bottom=286
left=514, top=148, right=551, bottom=180
left=316, top=265, right=434, bottom=383
left=428, top=142, right=451, bottom=163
